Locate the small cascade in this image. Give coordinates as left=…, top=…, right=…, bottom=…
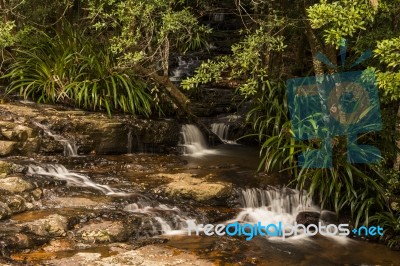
left=127, top=128, right=133, bottom=154
left=33, top=122, right=78, bottom=157
left=239, top=187, right=316, bottom=211
left=230, top=188, right=319, bottom=238
left=211, top=123, right=236, bottom=144
left=180, top=124, right=217, bottom=157
left=169, top=56, right=200, bottom=82
left=124, top=203, right=197, bottom=235
left=28, top=164, right=129, bottom=196
left=211, top=13, right=225, bottom=22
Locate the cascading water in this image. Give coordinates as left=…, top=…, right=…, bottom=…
left=29, top=163, right=198, bottom=235
left=33, top=121, right=78, bottom=157
left=180, top=124, right=217, bottom=157
left=211, top=13, right=225, bottom=22
left=124, top=203, right=198, bottom=235
left=169, top=56, right=200, bottom=82
left=226, top=187, right=322, bottom=240
left=27, top=164, right=129, bottom=196
left=211, top=123, right=236, bottom=144
left=127, top=128, right=133, bottom=154
left=211, top=123, right=229, bottom=142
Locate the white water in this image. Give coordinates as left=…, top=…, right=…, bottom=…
left=229, top=188, right=349, bottom=242
left=211, top=123, right=236, bottom=144
left=124, top=203, right=196, bottom=235
left=211, top=13, right=225, bottom=22
left=180, top=124, right=218, bottom=157
left=28, top=164, right=129, bottom=196
left=169, top=57, right=200, bottom=82
left=127, top=128, right=133, bottom=154
left=231, top=188, right=318, bottom=229
left=33, top=122, right=78, bottom=157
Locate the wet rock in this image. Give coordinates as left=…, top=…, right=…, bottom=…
left=0, top=176, right=33, bottom=193
left=0, top=141, right=17, bottom=156
left=1, top=103, right=181, bottom=156
left=19, top=214, right=68, bottom=237
left=0, top=161, right=12, bottom=175
left=154, top=173, right=232, bottom=204
left=6, top=195, right=28, bottom=213
left=0, top=120, right=38, bottom=156
left=0, top=202, right=11, bottom=220
left=320, top=210, right=338, bottom=224
left=42, top=239, right=75, bottom=253
left=47, top=197, right=110, bottom=209
left=3, top=233, right=31, bottom=249
left=76, top=220, right=131, bottom=243
left=296, top=211, right=320, bottom=226
left=45, top=245, right=213, bottom=266
left=198, top=207, right=238, bottom=223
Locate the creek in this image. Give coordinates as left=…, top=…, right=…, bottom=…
left=1, top=122, right=399, bottom=265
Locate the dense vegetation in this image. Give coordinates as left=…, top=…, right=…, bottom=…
left=1, top=0, right=399, bottom=247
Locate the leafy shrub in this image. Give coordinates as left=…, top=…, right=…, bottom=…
left=3, top=26, right=153, bottom=116
left=371, top=211, right=400, bottom=248
left=247, top=81, right=388, bottom=226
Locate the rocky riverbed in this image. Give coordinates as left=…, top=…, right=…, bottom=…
left=0, top=102, right=399, bottom=265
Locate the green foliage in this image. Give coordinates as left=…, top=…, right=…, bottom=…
left=86, top=0, right=211, bottom=70
left=371, top=211, right=400, bottom=248
left=374, top=37, right=400, bottom=101
left=3, top=27, right=153, bottom=117
left=182, top=19, right=287, bottom=94
left=247, top=82, right=387, bottom=226
left=297, top=163, right=387, bottom=226
left=307, top=0, right=377, bottom=46
left=0, top=21, right=16, bottom=49
left=245, top=81, right=305, bottom=174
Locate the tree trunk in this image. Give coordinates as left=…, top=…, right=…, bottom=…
left=133, top=65, right=190, bottom=111
left=0, top=1, right=8, bottom=22
left=395, top=103, right=400, bottom=170
left=304, top=17, right=324, bottom=76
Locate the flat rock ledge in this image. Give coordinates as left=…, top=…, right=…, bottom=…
left=152, top=173, right=233, bottom=204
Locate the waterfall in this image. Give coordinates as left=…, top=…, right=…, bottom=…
left=27, top=164, right=129, bottom=196
left=169, top=56, right=200, bottom=82
left=211, top=13, right=225, bottom=22
left=127, top=128, right=133, bottom=154
left=238, top=188, right=315, bottom=213
left=228, top=188, right=319, bottom=238
left=180, top=124, right=217, bottom=157
left=33, top=121, right=78, bottom=157
left=211, top=123, right=236, bottom=144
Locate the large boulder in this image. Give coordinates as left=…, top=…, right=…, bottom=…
left=0, top=176, right=33, bottom=193
left=154, top=173, right=233, bottom=204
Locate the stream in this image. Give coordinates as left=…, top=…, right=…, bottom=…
left=0, top=122, right=399, bottom=265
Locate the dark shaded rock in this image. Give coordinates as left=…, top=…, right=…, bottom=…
left=320, top=210, right=338, bottom=224
left=0, top=202, right=11, bottom=220
left=296, top=211, right=320, bottom=226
